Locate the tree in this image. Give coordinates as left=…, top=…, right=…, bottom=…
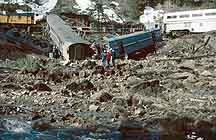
left=209, top=0, right=216, bottom=8
left=126, top=0, right=166, bottom=20
left=127, top=0, right=143, bottom=20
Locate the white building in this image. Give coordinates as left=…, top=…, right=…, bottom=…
left=140, top=7, right=164, bottom=31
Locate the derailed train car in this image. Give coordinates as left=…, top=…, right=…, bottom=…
left=106, top=29, right=162, bottom=60
left=46, top=14, right=93, bottom=61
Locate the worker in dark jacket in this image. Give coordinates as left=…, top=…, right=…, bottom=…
left=95, top=43, right=101, bottom=59
left=110, top=48, right=116, bottom=66
left=101, top=50, right=106, bottom=66
left=119, top=42, right=125, bottom=54
left=53, top=47, right=60, bottom=59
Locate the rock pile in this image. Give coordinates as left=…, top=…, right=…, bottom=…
left=1, top=32, right=216, bottom=136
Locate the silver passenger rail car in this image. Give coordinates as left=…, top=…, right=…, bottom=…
left=46, top=14, right=93, bottom=61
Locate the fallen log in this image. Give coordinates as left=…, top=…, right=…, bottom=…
left=192, top=36, right=211, bottom=54
left=154, top=54, right=216, bottom=62
left=0, top=104, right=34, bottom=113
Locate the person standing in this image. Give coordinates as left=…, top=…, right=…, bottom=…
left=105, top=50, right=111, bottom=66
left=110, top=48, right=116, bottom=66
left=101, top=50, right=106, bottom=66
left=95, top=43, right=102, bottom=59
left=90, top=41, right=96, bottom=59
left=53, top=47, right=60, bottom=59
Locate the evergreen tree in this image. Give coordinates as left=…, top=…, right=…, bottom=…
left=127, top=0, right=145, bottom=20
left=209, top=0, right=216, bottom=8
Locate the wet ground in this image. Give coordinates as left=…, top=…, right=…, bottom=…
left=1, top=117, right=216, bottom=140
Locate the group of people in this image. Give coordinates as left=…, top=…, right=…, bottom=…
left=90, top=41, right=116, bottom=66
left=101, top=48, right=116, bottom=66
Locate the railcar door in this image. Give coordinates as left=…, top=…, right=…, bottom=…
left=68, top=45, right=76, bottom=60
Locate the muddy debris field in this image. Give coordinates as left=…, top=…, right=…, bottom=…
left=1, top=33, right=216, bottom=139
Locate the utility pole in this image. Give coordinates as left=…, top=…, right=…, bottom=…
left=168, top=0, right=170, bottom=9
left=96, top=0, right=103, bottom=32
left=111, top=14, right=114, bottom=33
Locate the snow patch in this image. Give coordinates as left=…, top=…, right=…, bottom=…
left=74, top=0, right=124, bottom=23
left=29, top=0, right=58, bottom=14
left=111, top=1, right=119, bottom=6
left=75, top=0, right=92, bottom=12
left=104, top=8, right=124, bottom=23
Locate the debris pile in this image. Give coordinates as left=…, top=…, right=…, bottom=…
left=159, top=33, right=216, bottom=58
left=1, top=31, right=216, bottom=139
left=0, top=29, right=51, bottom=60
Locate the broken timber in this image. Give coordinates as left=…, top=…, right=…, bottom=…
left=153, top=54, right=216, bottom=62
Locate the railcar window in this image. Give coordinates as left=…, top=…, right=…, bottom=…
left=167, top=15, right=177, bottom=19
left=192, top=13, right=203, bottom=17
left=205, top=12, right=216, bottom=16
left=179, top=14, right=190, bottom=18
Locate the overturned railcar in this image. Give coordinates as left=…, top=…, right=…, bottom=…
left=106, top=29, right=161, bottom=60
left=46, top=14, right=93, bottom=61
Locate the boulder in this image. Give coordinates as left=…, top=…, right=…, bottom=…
left=66, top=82, right=79, bottom=91
left=32, top=119, right=52, bottom=131
left=79, top=71, right=87, bottom=78
left=127, top=76, right=142, bottom=86
left=104, top=66, right=115, bottom=76
left=81, top=60, right=97, bottom=68
left=184, top=74, right=197, bottom=83
left=61, top=89, right=71, bottom=97
left=33, top=82, right=52, bottom=92
left=112, top=97, right=128, bottom=107
left=200, top=70, right=213, bottom=77
left=118, top=119, right=144, bottom=129
left=112, top=105, right=128, bottom=119
left=91, top=91, right=113, bottom=102
left=169, top=72, right=194, bottom=80
left=130, top=79, right=160, bottom=94
left=79, top=80, right=95, bottom=91
left=66, top=80, right=95, bottom=92
left=89, top=104, right=99, bottom=112
left=2, top=83, right=22, bottom=90
left=134, top=108, right=145, bottom=116
left=94, top=65, right=105, bottom=75
left=178, top=60, right=195, bottom=70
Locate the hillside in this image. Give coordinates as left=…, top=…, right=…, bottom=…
left=54, top=0, right=216, bottom=21
left=54, top=0, right=129, bottom=23
left=0, top=0, right=214, bottom=22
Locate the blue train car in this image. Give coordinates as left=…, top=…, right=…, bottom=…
left=106, top=29, right=161, bottom=59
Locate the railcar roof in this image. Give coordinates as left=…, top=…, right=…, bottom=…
left=107, top=31, right=152, bottom=42
left=106, top=29, right=161, bottom=42
left=164, top=9, right=216, bottom=15
left=47, top=14, right=89, bottom=45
